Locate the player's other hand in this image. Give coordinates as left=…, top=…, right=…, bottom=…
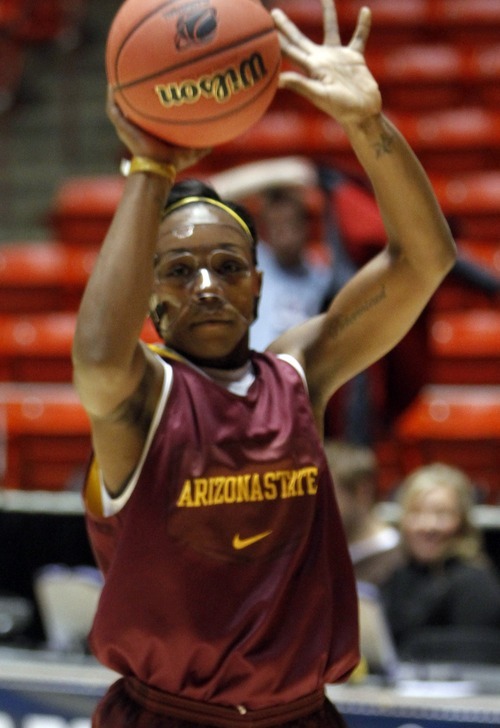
left=272, top=0, right=381, bottom=128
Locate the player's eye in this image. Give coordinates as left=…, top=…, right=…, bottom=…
left=212, top=253, right=250, bottom=278
left=154, top=256, right=197, bottom=283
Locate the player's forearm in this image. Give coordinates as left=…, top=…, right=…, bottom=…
left=73, top=173, right=169, bottom=371
left=343, top=113, right=456, bottom=279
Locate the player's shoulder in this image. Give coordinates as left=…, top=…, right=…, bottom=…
left=257, top=349, right=307, bottom=389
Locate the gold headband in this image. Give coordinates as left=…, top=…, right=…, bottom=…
left=163, top=196, right=253, bottom=240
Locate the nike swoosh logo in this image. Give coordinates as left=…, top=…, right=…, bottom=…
left=232, top=530, right=272, bottom=550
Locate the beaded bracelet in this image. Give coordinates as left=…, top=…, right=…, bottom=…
left=121, top=156, right=177, bottom=183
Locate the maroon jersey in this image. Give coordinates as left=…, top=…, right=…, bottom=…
left=85, top=351, right=359, bottom=711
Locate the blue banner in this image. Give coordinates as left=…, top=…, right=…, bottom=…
left=344, top=717, right=497, bottom=728
left=0, top=685, right=99, bottom=725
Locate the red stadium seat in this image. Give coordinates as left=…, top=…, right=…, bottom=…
left=428, top=310, right=500, bottom=385
left=220, top=111, right=314, bottom=159
left=0, top=312, right=75, bottom=382
left=218, top=111, right=351, bottom=169
left=368, top=44, right=464, bottom=112
left=366, top=43, right=497, bottom=111
left=0, top=383, right=91, bottom=491
left=431, top=0, right=500, bottom=48
left=271, top=0, right=430, bottom=47
left=394, top=385, right=500, bottom=502
left=216, top=105, right=500, bottom=177
left=0, top=311, right=160, bottom=383
left=0, top=241, right=97, bottom=313
left=333, top=182, right=386, bottom=262
left=273, top=0, right=500, bottom=48
left=48, top=175, right=126, bottom=246
left=390, top=107, right=500, bottom=174
left=433, top=0, right=500, bottom=26
left=464, top=44, right=500, bottom=108
left=431, top=171, right=500, bottom=240
left=431, top=281, right=499, bottom=315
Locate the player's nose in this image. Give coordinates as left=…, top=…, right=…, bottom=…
left=192, top=268, right=224, bottom=305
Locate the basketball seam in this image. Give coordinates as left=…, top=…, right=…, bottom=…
left=117, top=57, right=281, bottom=131
left=113, top=26, right=278, bottom=91
left=110, top=0, right=175, bottom=82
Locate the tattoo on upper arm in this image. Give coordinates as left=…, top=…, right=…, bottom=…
left=327, top=285, right=386, bottom=339
left=373, top=130, right=394, bottom=158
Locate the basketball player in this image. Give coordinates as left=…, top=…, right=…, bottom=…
left=73, top=2, right=456, bottom=725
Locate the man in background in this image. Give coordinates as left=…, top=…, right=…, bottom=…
left=250, top=185, right=333, bottom=350
left=325, top=439, right=403, bottom=587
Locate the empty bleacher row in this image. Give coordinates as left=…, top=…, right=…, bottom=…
left=204, top=107, right=500, bottom=180
left=270, top=0, right=500, bottom=49
left=270, top=42, right=500, bottom=117
left=0, top=0, right=498, bottom=503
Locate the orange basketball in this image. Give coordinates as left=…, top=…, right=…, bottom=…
left=105, top=0, right=281, bottom=148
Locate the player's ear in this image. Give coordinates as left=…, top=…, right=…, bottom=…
left=252, top=270, right=263, bottom=320
left=253, top=269, right=263, bottom=297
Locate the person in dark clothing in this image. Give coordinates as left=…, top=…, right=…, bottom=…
left=381, top=463, right=500, bottom=663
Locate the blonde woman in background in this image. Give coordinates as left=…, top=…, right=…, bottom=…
left=381, top=463, right=500, bottom=663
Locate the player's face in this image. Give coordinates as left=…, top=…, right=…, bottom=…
left=152, top=203, right=262, bottom=365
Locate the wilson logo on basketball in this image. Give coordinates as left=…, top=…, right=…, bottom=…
left=155, top=52, right=268, bottom=106
left=174, top=6, right=218, bottom=50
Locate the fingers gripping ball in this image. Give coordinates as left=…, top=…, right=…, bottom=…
left=105, top=0, right=281, bottom=147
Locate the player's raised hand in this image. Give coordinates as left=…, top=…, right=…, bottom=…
left=106, top=86, right=211, bottom=172
left=272, top=0, right=381, bottom=127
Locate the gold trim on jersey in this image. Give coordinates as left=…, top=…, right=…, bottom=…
left=84, top=456, right=104, bottom=517
left=147, top=342, right=185, bottom=361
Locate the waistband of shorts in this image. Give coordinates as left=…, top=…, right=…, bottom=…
left=124, top=677, right=326, bottom=728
